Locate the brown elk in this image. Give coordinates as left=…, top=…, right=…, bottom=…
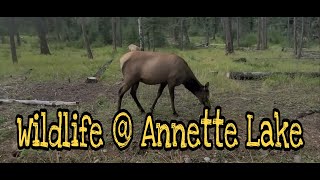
left=117, top=51, right=211, bottom=116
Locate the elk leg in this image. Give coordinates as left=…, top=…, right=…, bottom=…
left=130, top=82, right=145, bottom=113
left=168, top=84, right=179, bottom=117
left=150, top=82, right=167, bottom=113
left=117, top=83, right=131, bottom=111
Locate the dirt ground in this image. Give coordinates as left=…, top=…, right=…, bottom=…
left=0, top=76, right=319, bottom=163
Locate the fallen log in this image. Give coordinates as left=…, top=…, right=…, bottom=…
left=0, top=99, right=79, bottom=106
left=227, top=72, right=320, bottom=80
left=86, top=59, right=113, bottom=83
left=86, top=77, right=98, bottom=83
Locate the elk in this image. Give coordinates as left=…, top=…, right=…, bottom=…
left=117, top=51, right=211, bottom=116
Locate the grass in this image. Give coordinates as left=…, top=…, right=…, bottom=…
left=0, top=44, right=115, bottom=83
left=1, top=39, right=319, bottom=86
left=0, top=37, right=319, bottom=163
left=0, top=116, right=5, bottom=125
left=262, top=74, right=320, bottom=90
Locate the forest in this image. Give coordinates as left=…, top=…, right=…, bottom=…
left=0, top=17, right=319, bottom=163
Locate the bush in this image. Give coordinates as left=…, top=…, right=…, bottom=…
left=268, top=29, right=285, bottom=45
left=153, top=32, right=167, bottom=47
left=91, top=37, right=105, bottom=48
left=66, top=39, right=83, bottom=49
left=239, top=33, right=256, bottom=47
left=124, top=26, right=139, bottom=45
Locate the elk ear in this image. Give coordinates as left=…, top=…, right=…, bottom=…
left=205, top=82, right=209, bottom=89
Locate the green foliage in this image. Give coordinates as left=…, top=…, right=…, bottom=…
left=153, top=31, right=167, bottom=47
left=0, top=116, right=5, bottom=125
left=239, top=32, right=256, bottom=47
left=91, top=37, right=105, bottom=48
left=65, top=39, right=84, bottom=49
left=123, top=25, right=139, bottom=45
left=268, top=28, right=286, bottom=45
left=1, top=17, right=320, bottom=51
left=0, top=24, right=6, bottom=35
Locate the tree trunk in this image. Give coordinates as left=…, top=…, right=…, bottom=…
left=16, top=31, right=21, bottom=46
left=183, top=20, right=190, bottom=46
left=111, top=17, right=117, bottom=52
left=212, top=17, right=216, bottom=40
left=204, top=18, right=210, bottom=46
left=8, top=17, right=18, bottom=64
left=80, top=18, right=93, bottom=59
left=261, top=17, right=268, bottom=50
left=65, top=26, right=70, bottom=42
left=262, top=17, right=268, bottom=50
left=304, top=17, right=310, bottom=41
left=116, top=17, right=122, bottom=47
left=172, top=18, right=179, bottom=44
left=173, top=26, right=179, bottom=44
left=249, top=17, right=254, bottom=31
left=297, top=17, right=304, bottom=59
left=180, top=17, right=184, bottom=50
left=293, top=17, right=298, bottom=55
left=287, top=17, right=291, bottom=46
left=152, top=25, right=155, bottom=52
left=262, top=17, right=265, bottom=49
left=54, top=17, right=61, bottom=41
left=318, top=17, right=320, bottom=46
left=146, top=31, right=151, bottom=51
left=257, top=17, right=261, bottom=50
left=138, top=17, right=144, bottom=51
left=236, top=17, right=240, bottom=48
left=222, top=17, right=234, bottom=54
left=64, top=17, right=71, bottom=42
left=36, top=17, right=51, bottom=55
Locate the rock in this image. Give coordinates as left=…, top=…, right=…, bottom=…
left=204, top=157, right=210, bottom=163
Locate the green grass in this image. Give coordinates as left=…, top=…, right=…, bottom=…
left=1, top=39, right=319, bottom=94
left=0, top=38, right=320, bottom=81
left=0, top=116, right=5, bottom=125
left=262, top=74, right=320, bottom=90
left=0, top=44, right=124, bottom=83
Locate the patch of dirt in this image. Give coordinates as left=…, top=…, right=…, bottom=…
left=299, top=113, right=320, bottom=149
left=9, top=81, right=119, bottom=103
